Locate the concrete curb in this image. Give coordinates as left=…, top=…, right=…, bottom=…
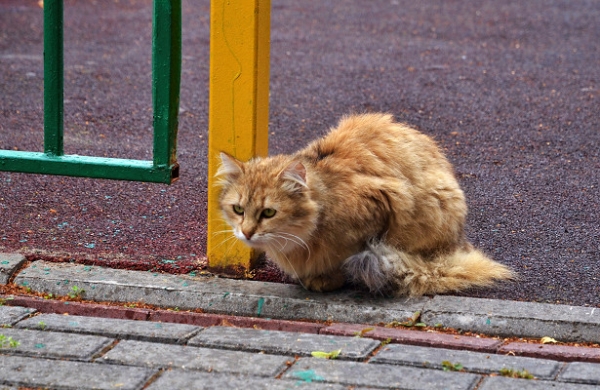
left=423, top=296, right=600, bottom=343
left=0, top=253, right=26, bottom=284
left=2, top=254, right=600, bottom=343
left=12, top=259, right=428, bottom=324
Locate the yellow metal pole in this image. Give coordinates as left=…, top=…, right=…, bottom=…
left=207, top=0, right=270, bottom=272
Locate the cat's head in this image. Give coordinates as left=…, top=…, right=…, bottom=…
left=216, top=152, right=318, bottom=253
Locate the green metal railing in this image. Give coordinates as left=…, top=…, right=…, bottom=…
left=0, top=0, right=181, bottom=184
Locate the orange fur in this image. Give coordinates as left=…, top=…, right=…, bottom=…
left=217, top=113, right=515, bottom=295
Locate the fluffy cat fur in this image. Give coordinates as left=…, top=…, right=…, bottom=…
left=216, top=113, right=515, bottom=296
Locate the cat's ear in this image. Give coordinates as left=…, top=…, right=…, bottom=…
left=216, top=152, right=244, bottom=179
left=281, top=161, right=308, bottom=191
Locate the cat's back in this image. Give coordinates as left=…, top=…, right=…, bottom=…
left=301, top=113, right=451, bottom=179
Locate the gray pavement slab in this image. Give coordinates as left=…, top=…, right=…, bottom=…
left=559, top=362, right=600, bottom=385
left=0, top=253, right=25, bottom=284
left=15, top=312, right=201, bottom=343
left=0, top=354, right=154, bottom=390
left=422, top=296, right=600, bottom=343
left=0, top=327, right=113, bottom=361
left=146, top=370, right=353, bottom=390
left=11, top=261, right=600, bottom=343
left=283, top=357, right=481, bottom=389
left=0, top=305, right=35, bottom=326
left=479, top=376, right=600, bottom=390
left=370, top=343, right=561, bottom=379
left=188, top=325, right=380, bottom=360
left=100, top=339, right=291, bottom=377
left=14, top=260, right=428, bottom=324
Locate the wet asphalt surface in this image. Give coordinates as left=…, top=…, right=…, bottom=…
left=0, top=0, right=598, bottom=306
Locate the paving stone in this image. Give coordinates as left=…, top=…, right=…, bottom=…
left=500, top=342, right=600, bottom=363
left=422, top=296, right=600, bottom=342
left=479, top=376, right=600, bottom=389
left=15, top=261, right=428, bottom=324
left=283, top=357, right=481, bottom=389
left=188, top=325, right=379, bottom=360
left=101, top=339, right=291, bottom=377
left=0, top=354, right=154, bottom=390
left=0, top=327, right=113, bottom=361
left=0, top=253, right=25, bottom=284
left=146, top=370, right=352, bottom=390
left=321, top=323, right=502, bottom=352
left=16, top=313, right=201, bottom=343
left=149, top=309, right=325, bottom=333
left=0, top=305, right=35, bottom=326
left=6, top=295, right=150, bottom=320
left=217, top=315, right=325, bottom=333
left=559, top=362, right=600, bottom=385
left=370, top=344, right=560, bottom=379
left=148, top=309, right=224, bottom=326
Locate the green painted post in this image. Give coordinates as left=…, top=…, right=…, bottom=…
left=43, top=0, right=64, bottom=156
left=0, top=152, right=164, bottom=182
left=0, top=0, right=181, bottom=184
left=152, top=0, right=181, bottom=181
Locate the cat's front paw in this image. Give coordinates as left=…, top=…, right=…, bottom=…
left=301, top=273, right=345, bottom=292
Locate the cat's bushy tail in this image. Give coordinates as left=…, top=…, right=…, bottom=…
left=343, top=241, right=515, bottom=296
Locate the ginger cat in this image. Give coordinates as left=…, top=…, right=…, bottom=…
left=217, top=113, right=514, bottom=296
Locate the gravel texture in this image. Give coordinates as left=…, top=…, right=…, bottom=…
left=0, top=0, right=598, bottom=305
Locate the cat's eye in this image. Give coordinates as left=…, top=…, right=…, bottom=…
left=261, top=208, right=277, bottom=218
left=232, top=205, right=244, bottom=215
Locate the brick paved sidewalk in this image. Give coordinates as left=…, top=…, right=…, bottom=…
left=2, top=253, right=600, bottom=389
left=1, top=304, right=600, bottom=389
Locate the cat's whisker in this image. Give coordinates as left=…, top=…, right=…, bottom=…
left=266, top=234, right=288, bottom=252
left=210, top=238, right=236, bottom=254
left=210, top=234, right=238, bottom=253
left=207, top=217, right=234, bottom=225
left=266, top=244, right=308, bottom=291
left=210, top=229, right=234, bottom=237
left=270, top=234, right=308, bottom=258
left=221, top=235, right=241, bottom=258
left=276, top=232, right=311, bottom=254
left=267, top=233, right=315, bottom=285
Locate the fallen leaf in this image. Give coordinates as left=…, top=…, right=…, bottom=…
left=220, top=319, right=234, bottom=327
left=541, top=336, right=558, bottom=344
left=311, top=349, right=342, bottom=359
left=354, top=327, right=374, bottom=337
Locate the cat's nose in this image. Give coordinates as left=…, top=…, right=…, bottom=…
left=242, top=229, right=255, bottom=240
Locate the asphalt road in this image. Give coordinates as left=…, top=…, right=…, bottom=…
left=1, top=0, right=598, bottom=306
